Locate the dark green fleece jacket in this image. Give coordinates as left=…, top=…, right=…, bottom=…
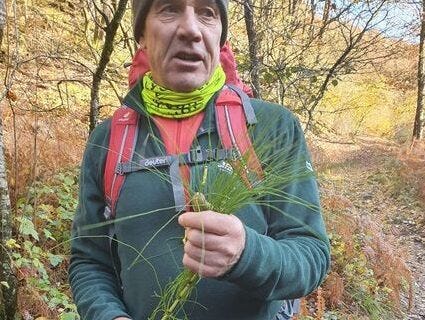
left=69, top=82, right=330, bottom=320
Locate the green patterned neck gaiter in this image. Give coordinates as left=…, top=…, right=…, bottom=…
left=141, top=66, right=226, bottom=119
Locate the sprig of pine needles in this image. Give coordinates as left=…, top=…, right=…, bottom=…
left=147, top=127, right=319, bottom=319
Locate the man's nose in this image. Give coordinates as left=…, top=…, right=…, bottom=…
left=176, top=7, right=202, bottom=42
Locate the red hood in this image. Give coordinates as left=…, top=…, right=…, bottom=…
left=128, top=41, right=253, bottom=97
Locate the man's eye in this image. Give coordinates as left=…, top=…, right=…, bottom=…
left=199, top=7, right=218, bottom=18
left=160, top=5, right=178, bottom=13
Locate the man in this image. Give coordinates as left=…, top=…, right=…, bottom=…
left=69, top=1, right=330, bottom=319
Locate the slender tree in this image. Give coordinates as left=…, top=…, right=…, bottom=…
left=0, top=116, right=17, bottom=320
left=414, top=0, right=425, bottom=139
left=89, top=0, right=129, bottom=132
left=91, top=0, right=116, bottom=43
left=0, top=0, right=5, bottom=51
left=322, top=0, right=331, bottom=24
left=243, top=0, right=261, bottom=98
left=288, top=0, right=299, bottom=15
left=0, top=0, right=18, bottom=317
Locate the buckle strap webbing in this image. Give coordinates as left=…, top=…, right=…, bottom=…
left=115, top=147, right=236, bottom=175
left=215, top=88, right=263, bottom=188
left=169, top=157, right=185, bottom=212
left=114, top=147, right=236, bottom=213
left=115, top=155, right=174, bottom=175
left=226, top=84, right=257, bottom=125
left=184, top=146, right=236, bottom=164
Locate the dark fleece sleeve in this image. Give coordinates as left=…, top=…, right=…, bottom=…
left=223, top=101, right=331, bottom=299
left=69, top=120, right=131, bottom=320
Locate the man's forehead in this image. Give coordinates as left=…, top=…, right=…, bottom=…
left=153, top=0, right=218, bottom=7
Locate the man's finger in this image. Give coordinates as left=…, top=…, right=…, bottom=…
left=182, top=253, right=225, bottom=278
left=178, top=211, right=235, bottom=235
left=185, top=228, right=222, bottom=250
left=183, top=241, right=224, bottom=267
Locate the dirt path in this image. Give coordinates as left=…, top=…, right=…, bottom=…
left=313, top=136, right=425, bottom=319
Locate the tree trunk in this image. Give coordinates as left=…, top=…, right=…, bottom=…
left=0, top=116, right=17, bottom=320
left=414, top=0, right=425, bottom=140
left=93, top=0, right=113, bottom=43
left=89, top=0, right=129, bottom=132
left=0, top=28, right=3, bottom=52
left=0, top=0, right=6, bottom=51
left=322, top=0, right=331, bottom=24
left=288, top=0, right=299, bottom=15
left=243, top=0, right=261, bottom=98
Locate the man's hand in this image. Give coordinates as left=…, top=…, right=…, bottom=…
left=178, top=211, right=246, bottom=278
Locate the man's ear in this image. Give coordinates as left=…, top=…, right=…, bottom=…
left=139, top=36, right=146, bottom=50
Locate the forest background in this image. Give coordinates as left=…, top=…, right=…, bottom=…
left=0, top=0, right=424, bottom=319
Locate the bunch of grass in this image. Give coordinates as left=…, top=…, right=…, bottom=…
left=148, top=192, right=208, bottom=320
left=147, top=127, right=319, bottom=319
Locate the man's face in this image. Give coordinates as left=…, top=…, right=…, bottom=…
left=140, top=0, right=222, bottom=92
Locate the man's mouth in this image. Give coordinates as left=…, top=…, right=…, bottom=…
left=175, top=52, right=202, bottom=62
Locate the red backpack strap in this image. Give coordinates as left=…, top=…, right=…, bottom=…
left=215, top=86, right=263, bottom=187
left=104, top=106, right=140, bottom=219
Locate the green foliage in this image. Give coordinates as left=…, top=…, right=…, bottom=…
left=297, top=312, right=356, bottom=320
left=10, top=168, right=80, bottom=319
left=60, top=312, right=80, bottom=320
left=328, top=232, right=394, bottom=319
left=322, top=311, right=342, bottom=320
left=18, top=216, right=39, bottom=241
left=318, top=75, right=416, bottom=139
left=368, top=158, right=420, bottom=204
